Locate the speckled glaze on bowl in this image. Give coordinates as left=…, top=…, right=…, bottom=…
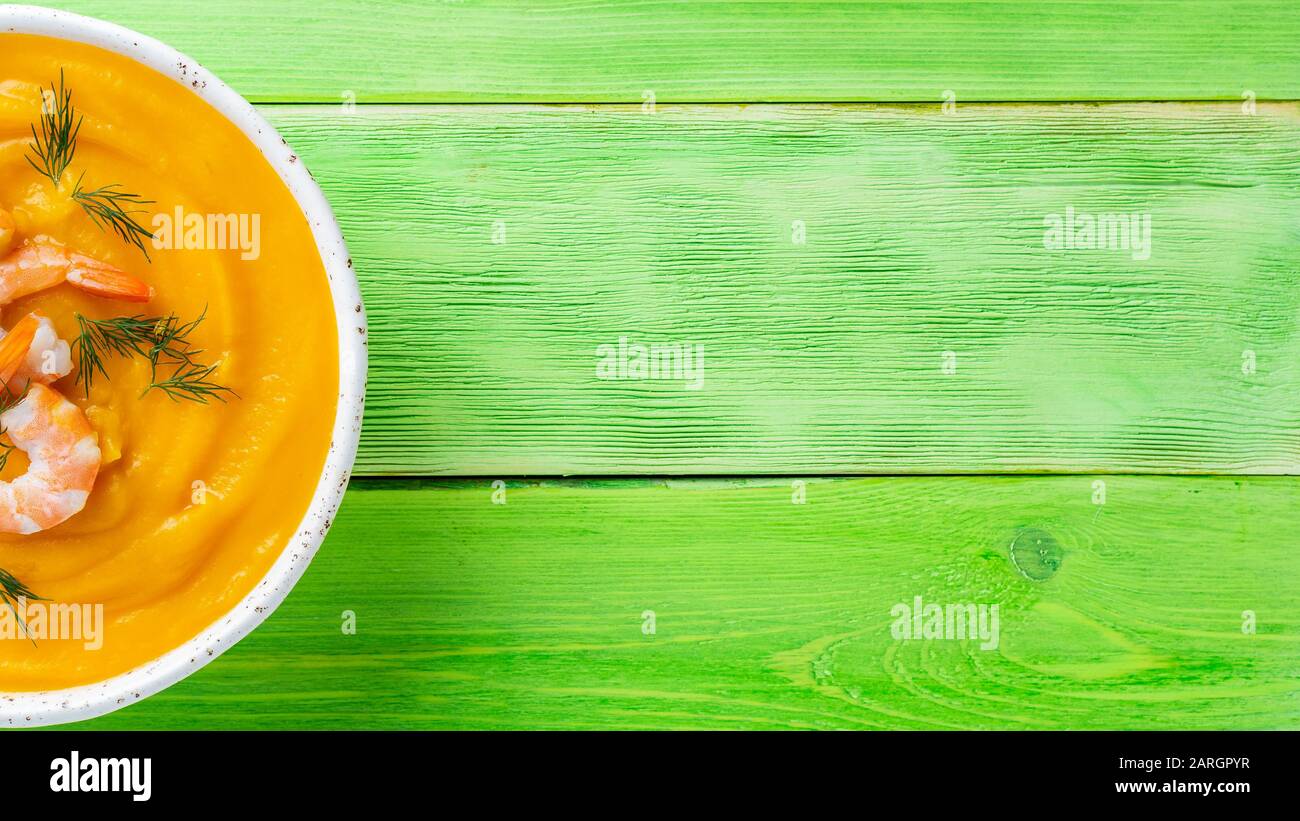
left=0, top=5, right=366, bottom=726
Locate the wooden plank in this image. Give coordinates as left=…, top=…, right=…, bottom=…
left=74, top=477, right=1300, bottom=730
left=43, top=1, right=1300, bottom=102
left=262, top=103, right=1300, bottom=475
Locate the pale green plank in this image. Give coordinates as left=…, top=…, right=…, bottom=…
left=38, top=1, right=1300, bottom=102
left=262, top=103, right=1300, bottom=475
left=70, top=477, right=1300, bottom=730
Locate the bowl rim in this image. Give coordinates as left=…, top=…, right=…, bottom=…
left=0, top=4, right=367, bottom=726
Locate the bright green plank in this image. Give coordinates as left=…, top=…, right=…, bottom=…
left=263, top=103, right=1300, bottom=475
left=69, top=477, right=1300, bottom=730
left=39, top=1, right=1300, bottom=102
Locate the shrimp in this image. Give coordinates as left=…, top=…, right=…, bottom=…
left=0, top=313, right=98, bottom=532
left=0, top=313, right=100, bottom=534
left=0, top=313, right=42, bottom=388
left=0, top=208, right=153, bottom=305
left=0, top=382, right=100, bottom=534
left=0, top=238, right=154, bottom=305
left=0, top=313, right=71, bottom=392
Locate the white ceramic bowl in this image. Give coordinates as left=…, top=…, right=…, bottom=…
left=0, top=5, right=366, bottom=726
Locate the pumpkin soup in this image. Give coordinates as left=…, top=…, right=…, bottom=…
left=0, top=35, right=337, bottom=691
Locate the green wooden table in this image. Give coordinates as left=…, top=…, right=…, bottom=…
left=41, top=0, right=1300, bottom=729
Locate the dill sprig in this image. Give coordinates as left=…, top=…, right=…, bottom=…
left=149, top=360, right=234, bottom=403
left=71, top=174, right=155, bottom=260
left=26, top=69, right=82, bottom=186
left=72, top=312, right=143, bottom=393
left=25, top=72, right=155, bottom=258
left=72, top=308, right=236, bottom=403
left=0, top=566, right=45, bottom=645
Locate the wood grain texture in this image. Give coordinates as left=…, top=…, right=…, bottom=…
left=17, top=3, right=1300, bottom=735
left=68, top=478, right=1300, bottom=730
left=40, top=1, right=1300, bottom=102
left=262, top=103, right=1300, bottom=475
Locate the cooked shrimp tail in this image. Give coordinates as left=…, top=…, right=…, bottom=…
left=0, top=312, right=72, bottom=393
left=0, top=313, right=41, bottom=387
left=65, top=252, right=155, bottom=302
left=0, top=239, right=154, bottom=305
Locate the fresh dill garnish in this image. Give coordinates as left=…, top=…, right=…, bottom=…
left=71, top=312, right=145, bottom=393
left=72, top=308, right=236, bottom=403
left=26, top=69, right=82, bottom=186
left=25, top=73, right=155, bottom=257
left=0, top=566, right=45, bottom=645
left=71, top=174, right=155, bottom=260
left=148, top=360, right=234, bottom=403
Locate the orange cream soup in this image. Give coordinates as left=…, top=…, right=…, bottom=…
left=0, top=36, right=337, bottom=691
